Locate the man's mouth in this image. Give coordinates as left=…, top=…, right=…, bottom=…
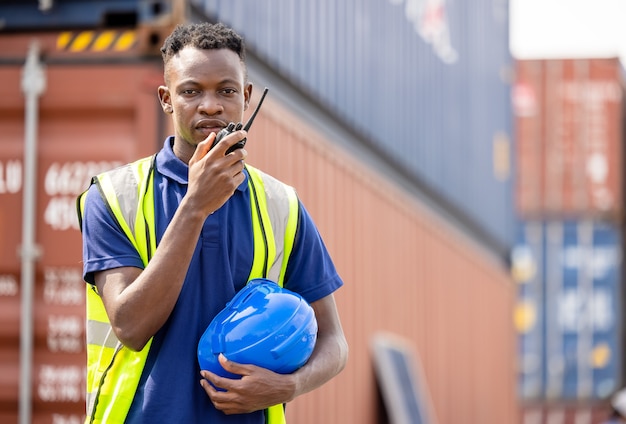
left=195, top=119, right=226, bottom=136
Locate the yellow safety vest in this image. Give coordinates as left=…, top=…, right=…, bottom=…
left=77, top=155, right=299, bottom=424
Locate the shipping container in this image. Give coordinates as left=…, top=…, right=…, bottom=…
left=0, top=0, right=172, bottom=31
left=188, top=0, right=515, bottom=256
left=520, top=401, right=613, bottom=424
left=0, top=35, right=165, bottom=423
left=514, top=58, right=626, bottom=219
left=0, top=3, right=518, bottom=423
left=512, top=220, right=624, bottom=402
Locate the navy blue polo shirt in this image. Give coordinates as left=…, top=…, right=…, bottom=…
left=81, top=137, right=343, bottom=423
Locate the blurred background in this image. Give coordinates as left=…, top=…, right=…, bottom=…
left=0, top=0, right=623, bottom=423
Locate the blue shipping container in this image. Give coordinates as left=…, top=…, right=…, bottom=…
left=512, top=220, right=623, bottom=401
left=191, top=0, right=514, bottom=254
left=0, top=0, right=169, bottom=30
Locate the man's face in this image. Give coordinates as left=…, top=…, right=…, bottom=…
left=159, top=47, right=252, bottom=149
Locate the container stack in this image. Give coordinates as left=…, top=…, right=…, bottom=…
left=512, top=58, right=626, bottom=422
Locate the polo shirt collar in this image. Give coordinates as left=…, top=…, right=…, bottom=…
left=156, top=137, right=248, bottom=192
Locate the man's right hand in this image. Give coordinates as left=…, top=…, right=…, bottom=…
left=187, top=130, right=248, bottom=218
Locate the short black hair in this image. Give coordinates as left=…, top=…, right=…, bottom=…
left=160, top=22, right=246, bottom=66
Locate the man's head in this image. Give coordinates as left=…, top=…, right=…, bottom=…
left=160, top=22, right=247, bottom=84
left=158, top=22, right=253, bottom=157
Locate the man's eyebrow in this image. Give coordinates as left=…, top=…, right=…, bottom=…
left=176, top=78, right=241, bottom=87
left=216, top=78, right=243, bottom=86
left=175, top=78, right=200, bottom=86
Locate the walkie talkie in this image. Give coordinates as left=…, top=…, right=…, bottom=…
left=211, top=87, right=269, bottom=154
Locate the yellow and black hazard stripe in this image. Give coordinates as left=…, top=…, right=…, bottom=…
left=57, top=30, right=137, bottom=52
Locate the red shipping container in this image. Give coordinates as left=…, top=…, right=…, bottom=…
left=514, top=58, right=625, bottom=219
left=521, top=401, right=613, bottom=424
left=0, top=46, right=163, bottom=423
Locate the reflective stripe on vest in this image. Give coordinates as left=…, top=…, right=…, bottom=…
left=77, top=156, right=298, bottom=424
left=79, top=156, right=156, bottom=424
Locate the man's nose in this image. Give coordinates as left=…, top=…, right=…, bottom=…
left=198, top=93, right=224, bottom=115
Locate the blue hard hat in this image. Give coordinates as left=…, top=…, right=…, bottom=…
left=197, top=278, right=318, bottom=382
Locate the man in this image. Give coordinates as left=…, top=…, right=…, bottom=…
left=79, top=22, right=348, bottom=423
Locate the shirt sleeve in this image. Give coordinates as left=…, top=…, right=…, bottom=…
left=283, top=200, right=344, bottom=303
left=81, top=184, right=145, bottom=285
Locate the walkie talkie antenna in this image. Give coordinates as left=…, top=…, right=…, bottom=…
left=243, top=87, right=269, bottom=131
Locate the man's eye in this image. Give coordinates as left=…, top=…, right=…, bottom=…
left=182, top=89, right=198, bottom=95
left=222, top=88, right=236, bottom=95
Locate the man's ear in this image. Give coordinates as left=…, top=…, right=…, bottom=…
left=158, top=85, right=173, bottom=114
left=243, top=82, right=253, bottom=111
